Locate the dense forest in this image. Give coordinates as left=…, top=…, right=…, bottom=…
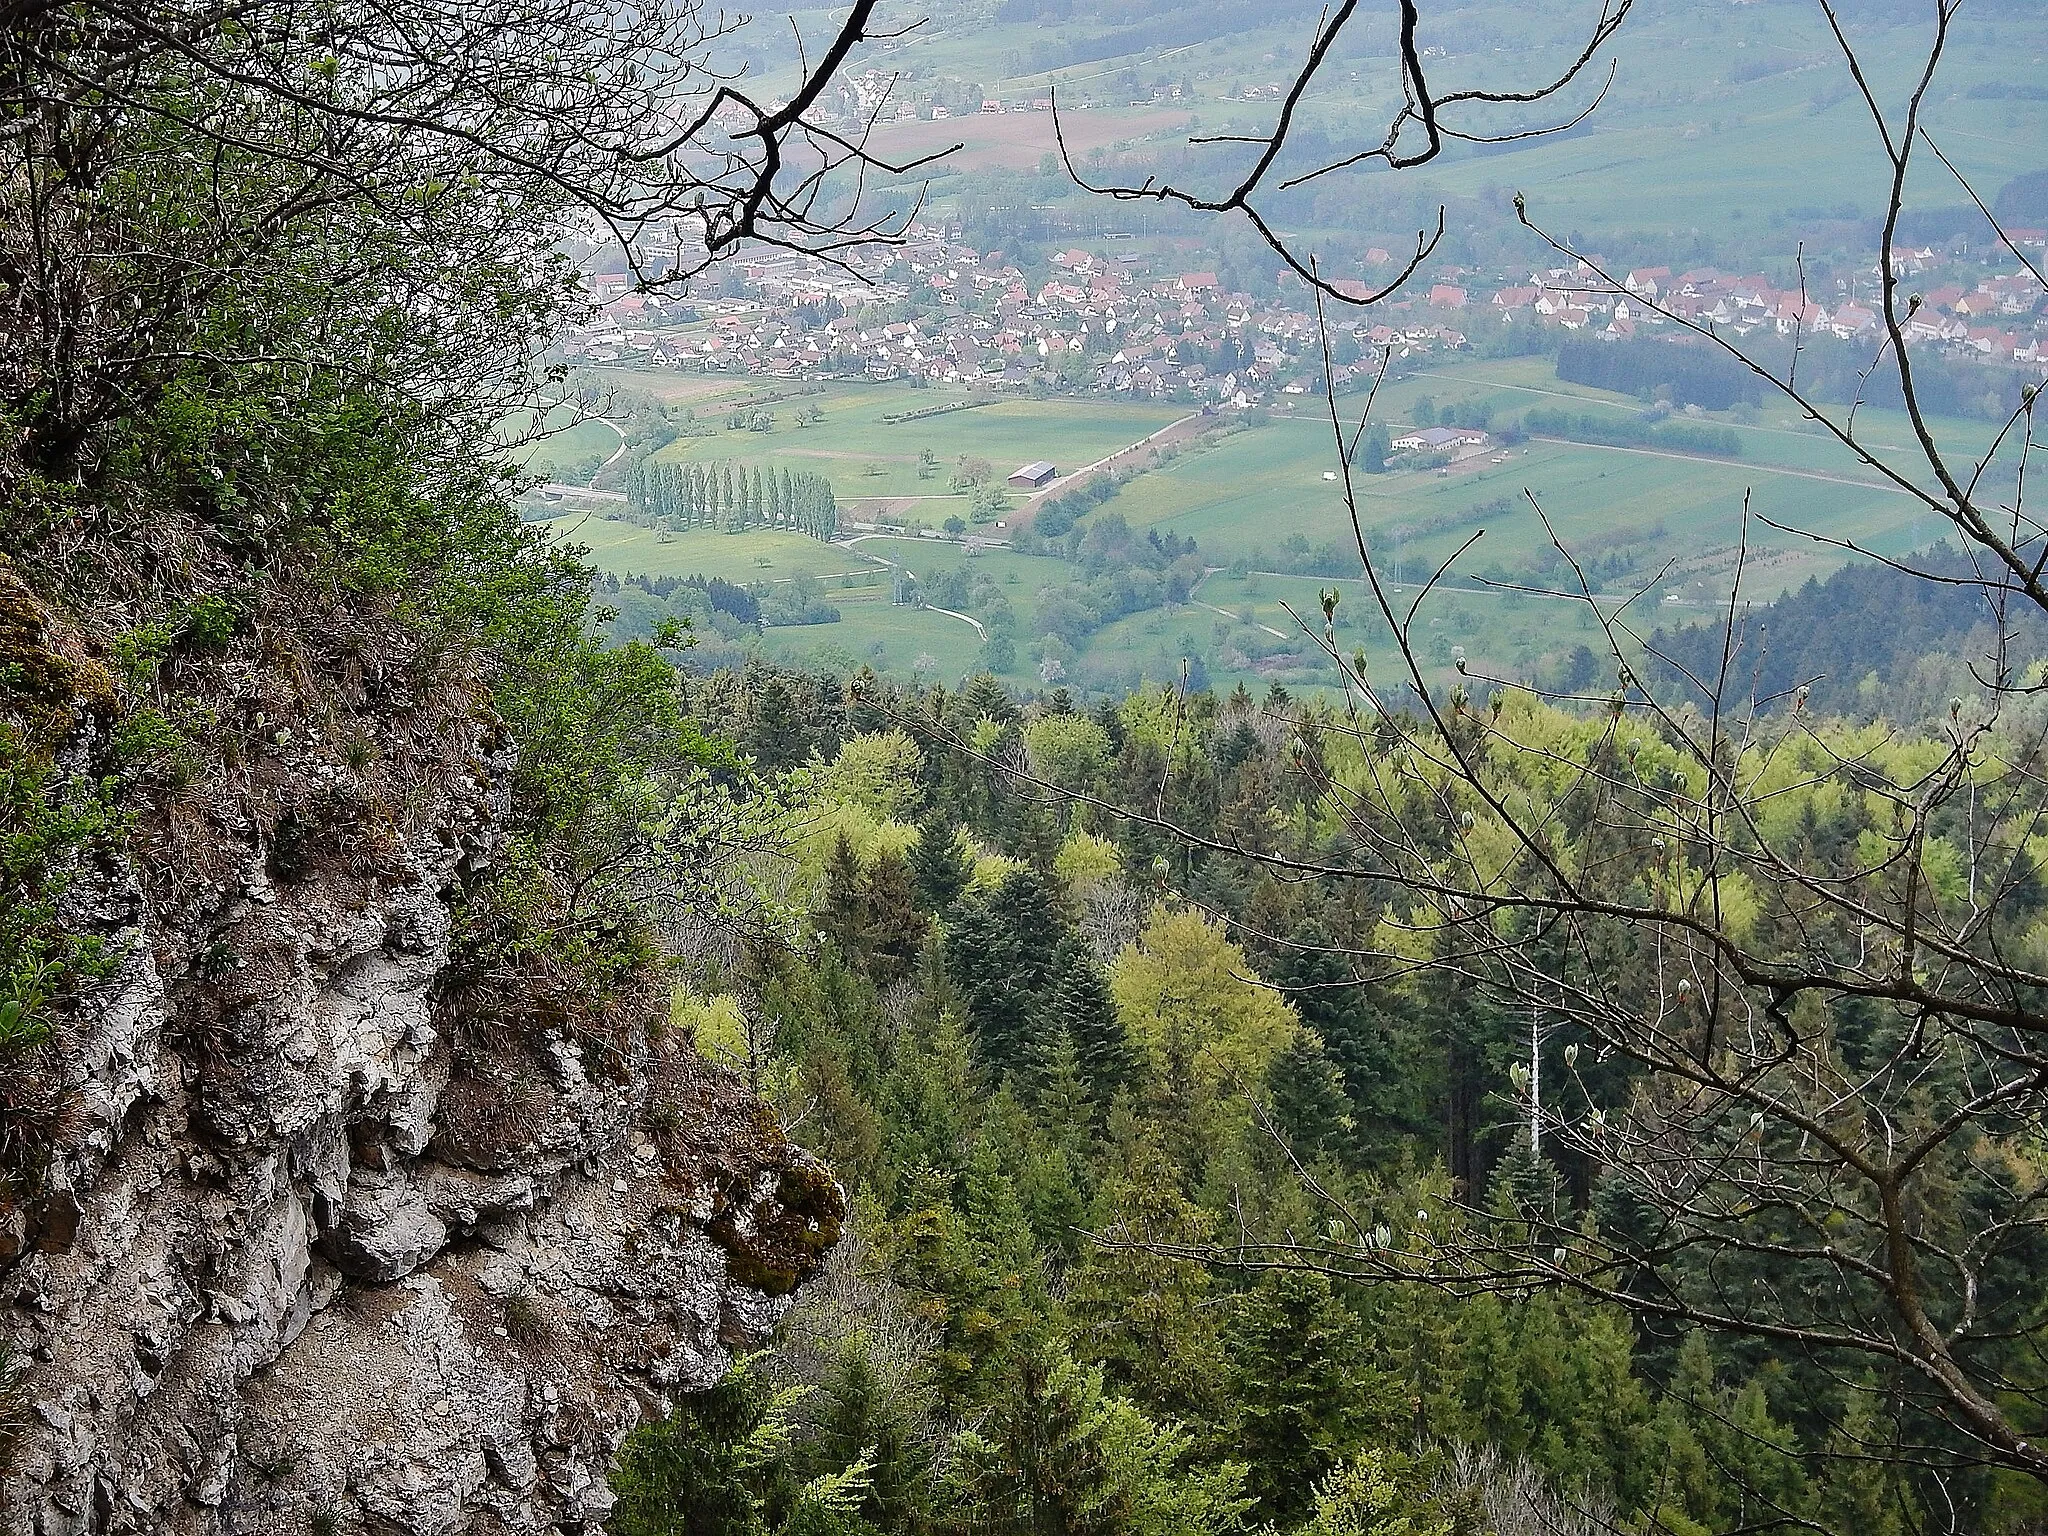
left=1648, top=544, right=2048, bottom=720
left=595, top=658, right=2048, bottom=1535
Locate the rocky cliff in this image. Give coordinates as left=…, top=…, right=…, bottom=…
left=0, top=566, right=842, bottom=1535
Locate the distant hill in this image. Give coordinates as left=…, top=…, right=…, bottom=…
left=1646, top=547, right=2048, bottom=719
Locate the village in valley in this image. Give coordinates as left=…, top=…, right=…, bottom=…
left=561, top=221, right=2048, bottom=406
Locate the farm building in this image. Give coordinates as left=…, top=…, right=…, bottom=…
left=1391, top=426, right=1488, bottom=452
left=1007, top=460, right=1057, bottom=488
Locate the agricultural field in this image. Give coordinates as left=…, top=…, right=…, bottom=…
left=642, top=383, right=1187, bottom=507
left=552, top=518, right=870, bottom=584
left=540, top=350, right=2007, bottom=701
left=754, top=597, right=992, bottom=681
left=508, top=405, right=624, bottom=483
left=826, top=0, right=2047, bottom=246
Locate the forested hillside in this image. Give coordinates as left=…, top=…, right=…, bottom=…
left=1649, top=545, right=2048, bottom=721
left=601, top=660, right=2048, bottom=1534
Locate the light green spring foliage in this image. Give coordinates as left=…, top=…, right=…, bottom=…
left=1300, top=1452, right=1455, bottom=1536
left=1110, top=906, right=1301, bottom=1126
left=816, top=731, right=926, bottom=821
left=1052, top=830, right=1121, bottom=904
left=1023, top=713, right=1114, bottom=791
left=662, top=665, right=1995, bottom=1534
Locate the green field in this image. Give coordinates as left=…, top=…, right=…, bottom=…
left=822, top=0, right=2047, bottom=243
left=552, top=518, right=871, bottom=583
left=756, top=598, right=991, bottom=679
left=644, top=384, right=1186, bottom=505
left=560, top=345, right=2010, bottom=698
left=510, top=404, right=624, bottom=481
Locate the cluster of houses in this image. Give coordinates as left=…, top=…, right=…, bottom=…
left=1471, top=251, right=2048, bottom=365
left=835, top=69, right=1055, bottom=123
left=557, top=225, right=2048, bottom=401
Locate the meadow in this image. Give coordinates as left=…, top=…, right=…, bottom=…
left=557, top=519, right=871, bottom=583
left=642, top=384, right=1187, bottom=507
left=545, top=335, right=2011, bottom=699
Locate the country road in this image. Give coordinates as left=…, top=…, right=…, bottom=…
left=1522, top=436, right=1913, bottom=496
left=1028, top=411, right=1211, bottom=505
left=819, top=534, right=990, bottom=640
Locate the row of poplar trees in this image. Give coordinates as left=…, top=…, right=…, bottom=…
left=625, top=457, right=838, bottom=538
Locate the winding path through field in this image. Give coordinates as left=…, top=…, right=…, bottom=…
left=821, top=533, right=990, bottom=640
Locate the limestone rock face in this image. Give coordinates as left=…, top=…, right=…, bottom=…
left=0, top=731, right=840, bottom=1535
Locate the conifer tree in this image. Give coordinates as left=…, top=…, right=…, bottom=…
left=1224, top=1270, right=1404, bottom=1524
left=951, top=1339, right=1126, bottom=1536
left=797, top=1335, right=931, bottom=1531
left=1816, top=1379, right=1907, bottom=1536
left=1068, top=1123, right=1229, bottom=1428
left=1264, top=1035, right=1354, bottom=1163
left=910, top=817, right=975, bottom=914
left=820, top=832, right=868, bottom=956
left=1031, top=1028, right=1095, bottom=1138
left=944, top=891, right=1032, bottom=1077
left=1041, top=941, right=1133, bottom=1113
left=860, top=848, right=928, bottom=985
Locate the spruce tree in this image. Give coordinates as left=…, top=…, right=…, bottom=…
left=1264, top=1034, right=1354, bottom=1163
left=944, top=889, right=1032, bottom=1078
left=950, top=1338, right=1127, bottom=1536
left=1041, top=941, right=1133, bottom=1113
left=909, top=817, right=974, bottom=914
left=819, top=832, right=868, bottom=957
left=1029, top=1028, right=1094, bottom=1139
left=1224, top=1270, right=1403, bottom=1524
left=860, top=847, right=928, bottom=985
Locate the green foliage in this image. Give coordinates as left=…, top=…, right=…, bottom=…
left=0, top=723, right=118, bottom=1057
left=1298, top=1450, right=1471, bottom=1536
left=940, top=1337, right=1254, bottom=1536
left=611, top=1357, right=873, bottom=1536
left=654, top=660, right=2034, bottom=1536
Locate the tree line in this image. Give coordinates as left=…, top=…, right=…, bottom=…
left=626, top=458, right=840, bottom=539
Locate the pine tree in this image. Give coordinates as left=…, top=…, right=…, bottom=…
left=1041, top=941, right=1133, bottom=1113
left=910, top=817, right=974, bottom=914
left=610, top=1357, right=787, bottom=1536
left=820, top=832, right=868, bottom=956
left=797, top=1335, right=930, bottom=1531
left=1358, top=420, right=1391, bottom=473
left=860, top=847, right=929, bottom=984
